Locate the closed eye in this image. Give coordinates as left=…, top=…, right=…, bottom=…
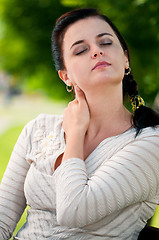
left=75, top=48, right=88, bottom=55
left=100, top=42, right=112, bottom=46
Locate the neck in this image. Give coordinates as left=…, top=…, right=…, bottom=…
left=85, top=85, right=132, bottom=139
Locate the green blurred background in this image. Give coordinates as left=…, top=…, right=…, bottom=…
left=0, top=0, right=159, bottom=238
left=0, top=0, right=159, bottom=104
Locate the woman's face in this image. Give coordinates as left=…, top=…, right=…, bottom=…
left=58, top=17, right=129, bottom=93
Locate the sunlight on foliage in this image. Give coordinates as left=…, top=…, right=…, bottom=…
left=135, top=0, right=148, bottom=5
left=61, top=0, right=85, bottom=6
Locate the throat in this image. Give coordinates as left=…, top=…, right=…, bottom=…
left=83, top=122, right=133, bottom=161
left=83, top=133, right=108, bottom=161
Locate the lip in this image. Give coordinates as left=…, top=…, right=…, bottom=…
left=92, top=61, right=111, bottom=70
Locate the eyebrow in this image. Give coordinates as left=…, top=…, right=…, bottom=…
left=70, top=32, right=113, bottom=49
left=97, top=32, right=113, bottom=38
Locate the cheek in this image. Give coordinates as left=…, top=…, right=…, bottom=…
left=115, top=51, right=127, bottom=72
left=66, top=60, right=88, bottom=84
left=112, top=44, right=125, bottom=61
left=111, top=49, right=126, bottom=80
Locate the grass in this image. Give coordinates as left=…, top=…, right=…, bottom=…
left=0, top=125, right=159, bottom=239
left=0, top=125, right=24, bottom=182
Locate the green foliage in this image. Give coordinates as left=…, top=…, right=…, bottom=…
left=0, top=0, right=159, bottom=102
left=0, top=0, right=73, bottom=99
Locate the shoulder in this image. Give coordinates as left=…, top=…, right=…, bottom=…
left=34, top=113, right=63, bottom=128
left=115, top=126, right=159, bottom=159
left=136, top=125, right=159, bottom=140
left=128, top=126, right=159, bottom=150
left=19, top=114, right=64, bottom=162
left=111, top=125, right=159, bottom=150
left=23, top=113, right=63, bottom=140
left=123, top=126, right=159, bottom=160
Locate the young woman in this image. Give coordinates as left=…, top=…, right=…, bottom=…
left=0, top=8, right=159, bottom=240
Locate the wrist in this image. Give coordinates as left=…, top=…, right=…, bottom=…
left=62, top=132, right=85, bottom=162
left=66, top=130, right=85, bottom=142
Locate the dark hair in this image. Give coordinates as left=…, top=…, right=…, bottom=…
left=51, top=8, right=159, bottom=135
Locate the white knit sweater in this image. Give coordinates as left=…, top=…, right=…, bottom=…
left=0, top=114, right=159, bottom=240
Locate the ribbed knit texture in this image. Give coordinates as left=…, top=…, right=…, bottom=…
left=0, top=114, right=159, bottom=240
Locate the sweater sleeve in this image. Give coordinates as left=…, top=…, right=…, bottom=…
left=54, top=131, right=159, bottom=228
left=0, top=123, right=32, bottom=240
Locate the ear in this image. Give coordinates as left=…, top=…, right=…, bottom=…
left=124, top=50, right=129, bottom=67
left=58, top=70, right=72, bottom=86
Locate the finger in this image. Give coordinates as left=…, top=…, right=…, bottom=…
left=75, top=86, right=85, bottom=101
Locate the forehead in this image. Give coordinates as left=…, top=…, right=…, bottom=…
left=63, top=17, right=116, bottom=47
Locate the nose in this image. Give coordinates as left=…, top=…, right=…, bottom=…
left=92, top=49, right=104, bottom=59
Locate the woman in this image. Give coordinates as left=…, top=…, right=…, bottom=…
left=0, top=8, right=159, bottom=240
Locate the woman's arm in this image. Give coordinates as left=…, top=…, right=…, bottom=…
left=0, top=124, right=30, bottom=239
left=55, top=132, right=159, bottom=228
left=54, top=87, right=159, bottom=228
left=62, top=86, right=90, bottom=162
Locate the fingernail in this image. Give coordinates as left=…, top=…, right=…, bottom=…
left=76, top=86, right=81, bottom=91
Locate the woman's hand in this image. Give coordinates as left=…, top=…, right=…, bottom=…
left=62, top=86, right=90, bottom=162
left=63, top=86, right=90, bottom=138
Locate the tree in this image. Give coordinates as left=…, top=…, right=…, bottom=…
left=0, top=0, right=159, bottom=103
left=0, top=0, right=73, bottom=99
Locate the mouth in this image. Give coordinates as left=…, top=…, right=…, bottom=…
left=92, top=61, right=111, bottom=70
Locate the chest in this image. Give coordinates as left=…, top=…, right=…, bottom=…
left=24, top=129, right=135, bottom=211
left=54, top=138, right=104, bottom=169
left=84, top=137, right=106, bottom=161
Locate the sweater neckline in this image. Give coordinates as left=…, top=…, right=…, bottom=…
left=60, top=125, right=135, bottom=162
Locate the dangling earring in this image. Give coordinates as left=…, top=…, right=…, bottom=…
left=66, top=85, right=73, bottom=92
left=125, top=67, right=131, bottom=75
